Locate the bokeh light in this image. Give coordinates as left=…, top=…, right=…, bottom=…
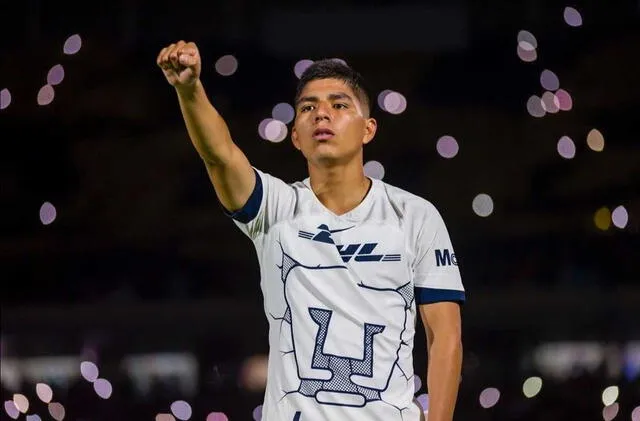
left=517, top=44, right=537, bottom=62
left=541, top=91, right=560, bottom=113
left=271, top=102, right=295, bottom=124
left=93, top=378, right=113, bottom=399
left=416, top=393, right=429, bottom=412
left=557, top=136, right=576, bottom=159
left=631, top=406, right=640, bottom=421
left=170, top=400, right=192, bottom=420
left=517, top=30, right=538, bottom=49
left=517, top=30, right=538, bottom=62
left=601, top=385, right=619, bottom=406
left=611, top=206, right=628, bottom=229
left=80, top=361, right=99, bottom=382
left=252, top=405, right=262, bottom=421
left=37, top=84, right=55, bottom=106
left=594, top=207, right=612, bottom=231
left=564, top=7, right=583, bottom=27
left=3, top=401, right=19, bottom=419
left=63, top=34, right=82, bottom=55
left=47, top=402, right=65, bottom=421
left=526, top=95, right=545, bottom=118
left=380, top=90, right=407, bottom=114
left=472, top=194, right=494, bottom=217
left=555, top=89, right=573, bottom=111
left=377, top=90, right=392, bottom=111
left=258, top=118, right=272, bottom=140
left=239, top=355, right=268, bottom=392
left=258, top=118, right=287, bottom=142
left=383, top=92, right=401, bottom=113
left=436, top=135, right=459, bottom=159
left=540, top=70, right=560, bottom=91
left=294, top=59, right=314, bottom=79
left=265, top=119, right=288, bottom=143
left=47, top=64, right=65, bottom=86
left=207, top=412, right=229, bottom=421
left=522, top=376, right=543, bottom=398
left=26, top=415, right=41, bottom=421
left=155, top=414, right=176, bottom=421
left=215, top=55, right=238, bottom=76
left=0, top=88, right=11, bottom=110
left=587, top=128, right=605, bottom=152
left=12, top=394, right=28, bottom=413
left=602, top=402, right=619, bottom=421
left=363, top=160, right=385, bottom=180
left=39, top=202, right=57, bottom=225
left=414, top=375, right=422, bottom=393
left=518, top=40, right=535, bottom=52
left=36, top=383, right=53, bottom=403
left=479, top=387, right=500, bottom=408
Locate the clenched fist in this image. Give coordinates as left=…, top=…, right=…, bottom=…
left=157, top=41, right=201, bottom=88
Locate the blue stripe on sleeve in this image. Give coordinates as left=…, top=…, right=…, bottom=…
left=222, top=168, right=263, bottom=223
left=415, top=287, right=466, bottom=305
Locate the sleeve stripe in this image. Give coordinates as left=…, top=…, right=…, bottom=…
left=222, top=169, right=263, bottom=223
left=415, top=287, right=465, bottom=305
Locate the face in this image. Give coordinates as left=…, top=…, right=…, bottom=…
left=291, top=78, right=377, bottom=166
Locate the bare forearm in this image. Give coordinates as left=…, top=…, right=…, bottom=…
left=176, top=80, right=234, bottom=166
left=158, top=41, right=255, bottom=210
left=426, top=338, right=462, bottom=421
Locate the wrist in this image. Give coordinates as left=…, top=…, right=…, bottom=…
left=175, top=79, right=203, bottom=100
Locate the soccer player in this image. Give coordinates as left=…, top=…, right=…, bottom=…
left=157, top=41, right=465, bottom=421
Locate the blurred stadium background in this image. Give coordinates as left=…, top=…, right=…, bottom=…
left=1, top=0, right=639, bottom=420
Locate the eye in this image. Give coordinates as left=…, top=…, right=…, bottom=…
left=333, top=103, right=348, bottom=109
left=300, top=105, right=314, bottom=112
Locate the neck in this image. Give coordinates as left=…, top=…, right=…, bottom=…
left=307, top=160, right=372, bottom=216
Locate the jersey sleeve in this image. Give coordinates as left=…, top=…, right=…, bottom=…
left=222, top=168, right=296, bottom=240
left=411, top=202, right=466, bottom=305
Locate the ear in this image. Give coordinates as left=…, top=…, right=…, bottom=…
left=362, top=117, right=377, bottom=145
left=291, top=126, right=301, bottom=150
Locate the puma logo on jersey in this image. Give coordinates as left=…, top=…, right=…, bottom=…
left=298, top=224, right=354, bottom=244
left=298, top=224, right=401, bottom=262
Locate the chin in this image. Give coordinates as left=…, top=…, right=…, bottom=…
left=306, top=142, right=336, bottom=157
left=300, top=141, right=355, bottom=165
left=311, top=153, right=351, bottom=167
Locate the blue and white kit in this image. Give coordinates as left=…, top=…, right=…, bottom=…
left=225, top=168, right=465, bottom=421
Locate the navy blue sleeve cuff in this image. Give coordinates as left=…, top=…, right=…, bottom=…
left=221, top=169, right=263, bottom=223
left=415, top=287, right=466, bottom=305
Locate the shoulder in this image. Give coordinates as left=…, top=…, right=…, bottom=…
left=378, top=180, right=440, bottom=220
left=255, top=168, right=306, bottom=191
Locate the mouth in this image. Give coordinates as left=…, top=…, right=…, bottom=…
left=312, top=128, right=335, bottom=141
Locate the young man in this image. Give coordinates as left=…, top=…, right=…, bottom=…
left=157, top=41, right=465, bottom=421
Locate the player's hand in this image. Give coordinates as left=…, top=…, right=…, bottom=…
left=157, top=41, right=201, bottom=88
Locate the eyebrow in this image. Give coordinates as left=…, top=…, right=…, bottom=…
left=296, top=92, right=355, bottom=107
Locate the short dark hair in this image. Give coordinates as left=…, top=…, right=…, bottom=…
left=295, top=59, right=371, bottom=117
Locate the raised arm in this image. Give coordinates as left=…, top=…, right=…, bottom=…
left=157, top=40, right=255, bottom=212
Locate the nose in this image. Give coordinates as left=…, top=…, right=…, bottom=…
left=314, top=102, right=331, bottom=122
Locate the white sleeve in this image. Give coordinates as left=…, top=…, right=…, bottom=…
left=222, top=168, right=296, bottom=240
left=411, top=202, right=465, bottom=305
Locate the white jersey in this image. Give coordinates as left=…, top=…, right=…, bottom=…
left=226, top=168, right=465, bottom=421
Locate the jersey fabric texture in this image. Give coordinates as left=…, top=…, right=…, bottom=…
left=224, top=168, right=465, bottom=421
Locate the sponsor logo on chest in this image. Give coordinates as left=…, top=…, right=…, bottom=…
left=298, top=224, right=401, bottom=263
